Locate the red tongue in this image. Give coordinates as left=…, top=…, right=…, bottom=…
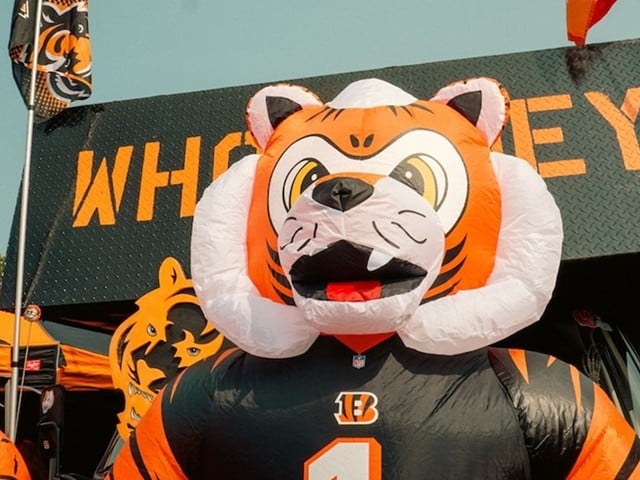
left=326, top=280, right=382, bottom=301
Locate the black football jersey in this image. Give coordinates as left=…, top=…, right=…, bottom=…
left=110, top=335, right=640, bottom=479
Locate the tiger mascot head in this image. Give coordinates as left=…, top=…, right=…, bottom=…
left=109, top=257, right=234, bottom=439
left=191, top=77, right=563, bottom=358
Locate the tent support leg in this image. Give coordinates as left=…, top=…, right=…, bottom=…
left=4, top=380, right=11, bottom=432
left=9, top=0, right=44, bottom=442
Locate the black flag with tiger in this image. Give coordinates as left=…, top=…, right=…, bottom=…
left=8, top=0, right=92, bottom=123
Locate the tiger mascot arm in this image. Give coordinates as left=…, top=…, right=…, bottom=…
left=489, top=348, right=640, bottom=479
left=106, top=353, right=228, bottom=480
left=104, top=383, right=191, bottom=479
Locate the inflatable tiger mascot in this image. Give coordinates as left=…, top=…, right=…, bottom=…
left=108, top=78, right=640, bottom=479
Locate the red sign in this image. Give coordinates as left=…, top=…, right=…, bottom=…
left=24, top=359, right=42, bottom=371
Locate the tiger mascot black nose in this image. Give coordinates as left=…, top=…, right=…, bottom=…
left=312, top=177, right=374, bottom=211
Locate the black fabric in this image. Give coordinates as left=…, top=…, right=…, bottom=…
left=446, top=90, right=482, bottom=126
left=15, top=345, right=60, bottom=389
left=162, top=336, right=530, bottom=479
left=311, top=177, right=374, bottom=212
left=266, top=96, right=302, bottom=130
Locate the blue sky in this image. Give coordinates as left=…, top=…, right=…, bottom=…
left=1, top=0, right=640, bottom=254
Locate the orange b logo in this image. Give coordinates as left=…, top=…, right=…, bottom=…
left=334, top=392, right=379, bottom=425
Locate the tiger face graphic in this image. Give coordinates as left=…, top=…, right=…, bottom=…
left=109, top=257, right=233, bottom=439
left=9, top=0, right=92, bottom=120
left=191, top=78, right=563, bottom=358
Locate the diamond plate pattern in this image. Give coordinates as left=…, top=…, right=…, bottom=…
left=3, top=39, right=640, bottom=308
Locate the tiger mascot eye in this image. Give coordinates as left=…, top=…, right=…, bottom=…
left=109, top=78, right=640, bottom=479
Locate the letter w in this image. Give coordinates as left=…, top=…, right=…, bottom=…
left=73, top=147, right=133, bottom=227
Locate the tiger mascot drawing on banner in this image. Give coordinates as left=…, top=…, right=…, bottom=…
left=109, top=78, right=640, bottom=479
left=109, top=257, right=235, bottom=441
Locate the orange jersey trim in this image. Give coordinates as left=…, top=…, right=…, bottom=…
left=567, top=384, right=638, bottom=479
left=110, top=390, right=187, bottom=479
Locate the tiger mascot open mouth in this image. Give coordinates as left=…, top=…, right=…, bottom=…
left=191, top=77, right=563, bottom=358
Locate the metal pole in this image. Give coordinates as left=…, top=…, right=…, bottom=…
left=8, top=0, right=44, bottom=442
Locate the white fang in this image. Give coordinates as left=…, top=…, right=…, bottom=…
left=367, top=249, right=393, bottom=271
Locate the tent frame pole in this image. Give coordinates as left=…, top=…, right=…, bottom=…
left=8, top=0, right=44, bottom=443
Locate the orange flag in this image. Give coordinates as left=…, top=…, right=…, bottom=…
left=566, top=0, right=618, bottom=46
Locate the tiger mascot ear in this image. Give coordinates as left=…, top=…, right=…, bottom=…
left=430, top=77, right=510, bottom=147
left=246, top=84, right=322, bottom=149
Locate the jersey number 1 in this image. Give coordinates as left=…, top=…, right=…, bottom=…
left=304, top=437, right=382, bottom=480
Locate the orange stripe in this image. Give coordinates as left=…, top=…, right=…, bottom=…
left=344, top=394, right=354, bottom=423
left=546, top=355, right=557, bottom=367
left=58, top=345, right=114, bottom=390
left=127, top=391, right=189, bottom=479
left=567, top=385, right=637, bottom=479
left=508, top=349, right=529, bottom=383
left=114, top=349, right=243, bottom=477
left=169, top=369, right=187, bottom=403
left=569, top=365, right=582, bottom=411
left=109, top=440, right=137, bottom=479
left=537, top=159, right=586, bottom=178
left=212, top=347, right=240, bottom=371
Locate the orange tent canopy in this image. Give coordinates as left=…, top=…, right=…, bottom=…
left=0, top=310, right=113, bottom=391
